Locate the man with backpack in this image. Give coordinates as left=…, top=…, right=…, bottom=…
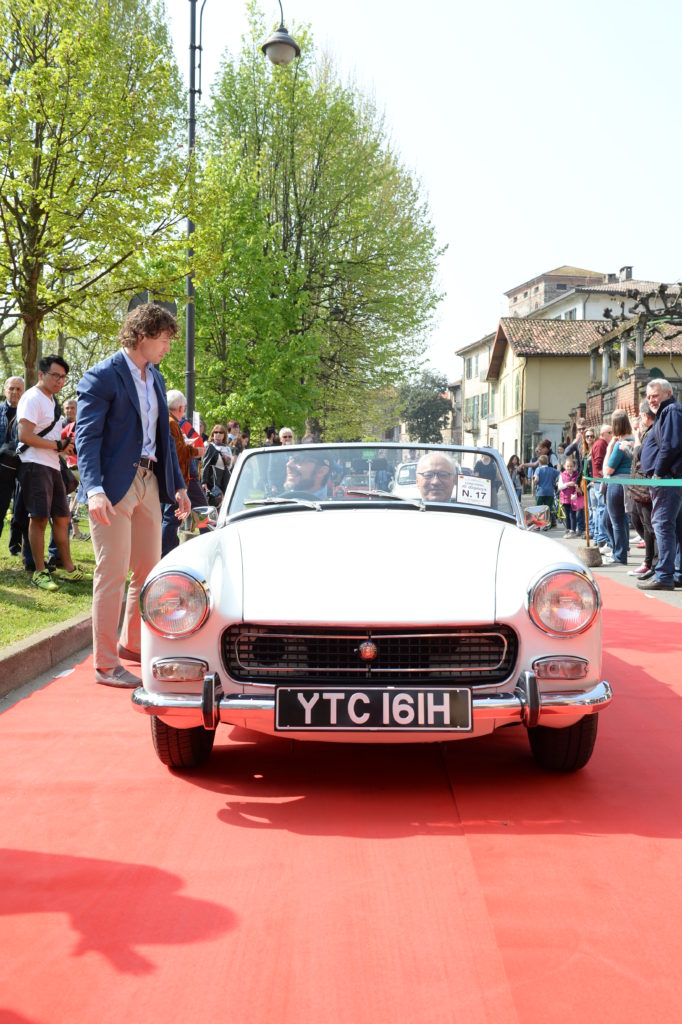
left=15, top=356, right=84, bottom=591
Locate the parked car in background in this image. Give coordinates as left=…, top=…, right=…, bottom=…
left=133, top=443, right=612, bottom=774
left=336, top=472, right=378, bottom=498
left=390, top=461, right=418, bottom=498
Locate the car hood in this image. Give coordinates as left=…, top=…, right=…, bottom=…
left=237, top=508, right=506, bottom=624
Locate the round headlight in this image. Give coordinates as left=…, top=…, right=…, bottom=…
left=141, top=570, right=210, bottom=637
left=528, top=570, right=599, bottom=636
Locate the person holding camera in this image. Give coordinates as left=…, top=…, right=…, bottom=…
left=15, top=355, right=85, bottom=591
left=201, top=424, right=232, bottom=506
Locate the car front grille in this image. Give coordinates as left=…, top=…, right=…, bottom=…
left=222, top=624, right=518, bottom=686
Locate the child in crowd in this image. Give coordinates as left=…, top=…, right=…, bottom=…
left=533, top=454, right=559, bottom=527
left=558, top=456, right=584, bottom=537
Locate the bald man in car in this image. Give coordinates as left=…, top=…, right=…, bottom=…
left=415, top=453, right=456, bottom=502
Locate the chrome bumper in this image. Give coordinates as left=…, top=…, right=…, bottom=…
left=132, top=673, right=613, bottom=731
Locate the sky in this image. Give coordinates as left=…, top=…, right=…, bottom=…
left=164, top=0, right=682, bottom=381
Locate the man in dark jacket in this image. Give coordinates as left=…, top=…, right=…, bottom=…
left=0, top=376, right=24, bottom=538
left=638, top=378, right=682, bottom=591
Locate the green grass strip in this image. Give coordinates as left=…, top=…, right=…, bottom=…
left=0, top=509, right=96, bottom=650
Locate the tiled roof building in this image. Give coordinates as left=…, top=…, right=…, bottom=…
left=453, top=265, right=681, bottom=464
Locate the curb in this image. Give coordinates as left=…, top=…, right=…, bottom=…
left=0, top=612, right=92, bottom=698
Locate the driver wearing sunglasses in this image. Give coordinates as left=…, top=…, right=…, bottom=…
left=283, top=451, right=331, bottom=496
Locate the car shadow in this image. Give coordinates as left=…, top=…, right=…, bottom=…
left=0, top=849, right=237, bottom=975
left=0, top=1011, right=41, bottom=1024
left=175, top=647, right=682, bottom=841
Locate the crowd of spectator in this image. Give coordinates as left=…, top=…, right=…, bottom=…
left=1, top=350, right=308, bottom=594
left=519, top=384, right=682, bottom=589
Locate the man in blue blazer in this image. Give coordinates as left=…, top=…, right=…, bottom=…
left=76, top=303, right=190, bottom=687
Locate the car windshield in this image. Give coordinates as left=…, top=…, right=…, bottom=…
left=225, top=444, right=518, bottom=519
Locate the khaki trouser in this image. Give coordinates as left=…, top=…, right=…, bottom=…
left=89, top=467, right=161, bottom=672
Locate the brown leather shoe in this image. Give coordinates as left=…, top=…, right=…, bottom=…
left=636, top=577, right=674, bottom=591
left=117, top=643, right=141, bottom=664
left=95, top=666, right=141, bottom=688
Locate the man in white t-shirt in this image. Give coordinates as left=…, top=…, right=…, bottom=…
left=16, top=355, right=84, bottom=591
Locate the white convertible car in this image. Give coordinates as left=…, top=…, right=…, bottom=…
left=132, top=443, right=612, bottom=773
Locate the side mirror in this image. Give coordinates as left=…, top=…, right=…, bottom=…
left=524, top=505, right=550, bottom=531
left=189, top=505, right=219, bottom=531
left=179, top=506, right=219, bottom=542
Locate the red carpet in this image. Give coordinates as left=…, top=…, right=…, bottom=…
left=1, top=576, right=681, bottom=1024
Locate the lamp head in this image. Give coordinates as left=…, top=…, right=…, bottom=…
left=261, top=15, right=300, bottom=65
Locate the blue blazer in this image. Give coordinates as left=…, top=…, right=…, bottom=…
left=75, top=351, right=185, bottom=506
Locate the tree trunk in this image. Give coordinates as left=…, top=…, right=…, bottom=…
left=22, top=317, right=41, bottom=388
left=305, top=417, right=324, bottom=442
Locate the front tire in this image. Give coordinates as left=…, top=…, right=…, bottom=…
left=528, top=714, right=599, bottom=772
left=151, top=716, right=216, bottom=769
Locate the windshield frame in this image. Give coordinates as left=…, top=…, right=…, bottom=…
left=218, top=442, right=522, bottom=526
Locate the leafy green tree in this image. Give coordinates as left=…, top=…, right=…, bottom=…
left=186, top=2, right=444, bottom=437
left=400, top=370, right=451, bottom=443
left=0, top=0, right=186, bottom=383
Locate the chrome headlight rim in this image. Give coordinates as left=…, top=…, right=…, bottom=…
left=526, top=564, right=600, bottom=638
left=141, top=566, right=212, bottom=639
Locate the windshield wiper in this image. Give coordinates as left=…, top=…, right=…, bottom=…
left=243, top=497, right=321, bottom=510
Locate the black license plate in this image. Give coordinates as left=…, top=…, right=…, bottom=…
left=275, top=686, right=472, bottom=732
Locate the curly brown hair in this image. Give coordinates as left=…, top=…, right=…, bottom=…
left=119, top=303, right=178, bottom=349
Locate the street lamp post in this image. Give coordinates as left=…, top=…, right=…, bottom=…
left=185, top=0, right=300, bottom=420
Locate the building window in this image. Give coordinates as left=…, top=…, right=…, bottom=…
left=513, top=295, right=517, bottom=303
left=465, top=357, right=472, bottom=379
left=474, top=354, right=479, bottom=377
left=502, top=383, right=507, bottom=417
left=556, top=284, right=567, bottom=291
left=564, top=308, right=577, bottom=320
left=490, top=387, right=496, bottom=416
left=464, top=397, right=472, bottom=418
left=481, top=393, right=488, bottom=419
left=514, top=374, right=520, bottom=412
left=523, top=291, right=528, bottom=298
